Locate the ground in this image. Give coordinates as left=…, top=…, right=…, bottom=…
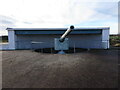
left=2, top=49, right=119, bottom=88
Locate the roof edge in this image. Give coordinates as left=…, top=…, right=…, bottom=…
left=6, top=27, right=110, bottom=31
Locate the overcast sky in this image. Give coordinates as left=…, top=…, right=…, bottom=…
left=0, top=0, right=119, bottom=35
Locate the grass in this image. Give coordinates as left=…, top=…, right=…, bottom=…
left=0, top=36, right=8, bottom=43
left=110, top=35, right=120, bottom=47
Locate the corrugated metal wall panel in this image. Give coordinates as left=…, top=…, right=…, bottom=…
left=16, top=34, right=103, bottom=49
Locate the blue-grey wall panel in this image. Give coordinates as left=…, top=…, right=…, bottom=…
left=16, top=34, right=103, bottom=49
left=15, top=30, right=102, bottom=35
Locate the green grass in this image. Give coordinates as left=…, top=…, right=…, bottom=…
left=0, top=36, right=8, bottom=43
left=110, top=35, right=120, bottom=47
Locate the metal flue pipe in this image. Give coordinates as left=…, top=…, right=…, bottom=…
left=59, top=25, right=74, bottom=42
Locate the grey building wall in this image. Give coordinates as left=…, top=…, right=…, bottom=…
left=15, top=34, right=103, bottom=49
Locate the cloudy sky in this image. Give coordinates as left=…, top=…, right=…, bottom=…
left=0, top=0, right=119, bottom=35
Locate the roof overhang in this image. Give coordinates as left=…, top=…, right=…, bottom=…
left=6, top=27, right=110, bottom=31
left=6, top=27, right=109, bottom=35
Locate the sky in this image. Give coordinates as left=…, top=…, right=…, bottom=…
left=0, top=0, right=119, bottom=36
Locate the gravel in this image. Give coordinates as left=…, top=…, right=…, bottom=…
left=2, top=49, right=118, bottom=88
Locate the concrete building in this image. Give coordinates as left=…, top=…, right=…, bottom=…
left=6, top=27, right=110, bottom=50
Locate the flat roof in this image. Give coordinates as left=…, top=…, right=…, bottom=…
left=6, top=27, right=110, bottom=31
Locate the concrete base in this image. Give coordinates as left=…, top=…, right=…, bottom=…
left=58, top=50, right=65, bottom=54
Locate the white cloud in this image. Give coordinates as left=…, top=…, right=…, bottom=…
left=0, top=0, right=119, bottom=35
left=98, top=22, right=117, bottom=34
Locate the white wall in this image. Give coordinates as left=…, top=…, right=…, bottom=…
left=8, top=30, right=16, bottom=50
left=102, top=29, right=109, bottom=49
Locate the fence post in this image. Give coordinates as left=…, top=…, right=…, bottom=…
left=74, top=43, right=76, bottom=53
left=51, top=48, right=52, bottom=54
left=31, top=40, right=33, bottom=50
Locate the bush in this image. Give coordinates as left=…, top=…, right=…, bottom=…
left=110, top=35, right=120, bottom=47
left=0, top=36, right=8, bottom=43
